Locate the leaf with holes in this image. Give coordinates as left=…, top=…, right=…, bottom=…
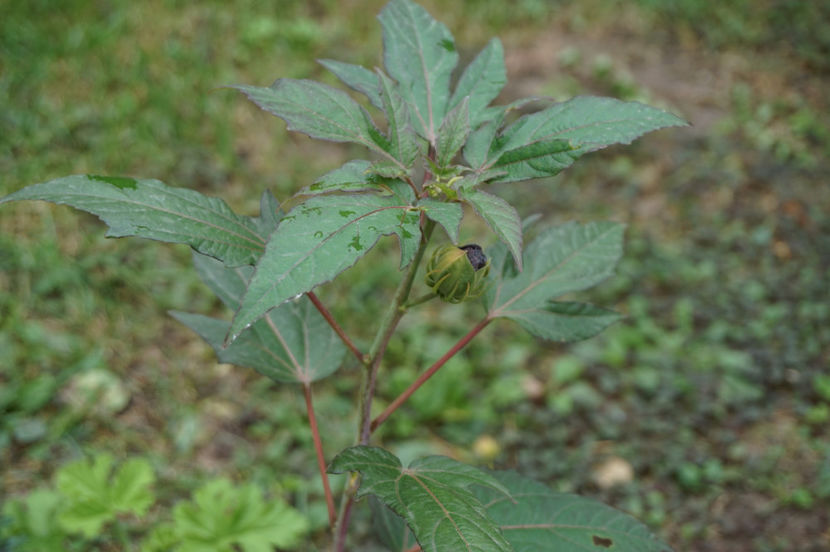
left=170, top=253, right=344, bottom=383
left=329, top=446, right=512, bottom=552
left=486, top=221, right=624, bottom=320
left=474, top=471, right=674, bottom=552
left=379, top=0, right=458, bottom=143
left=301, top=160, right=382, bottom=196
left=0, top=175, right=266, bottom=267
left=228, top=187, right=420, bottom=342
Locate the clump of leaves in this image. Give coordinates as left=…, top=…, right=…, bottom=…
left=54, top=453, right=155, bottom=537
left=145, top=478, right=309, bottom=552
left=1, top=453, right=309, bottom=552
left=1, top=0, right=686, bottom=550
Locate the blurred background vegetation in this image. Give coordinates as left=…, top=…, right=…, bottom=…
left=1, top=0, right=828, bottom=550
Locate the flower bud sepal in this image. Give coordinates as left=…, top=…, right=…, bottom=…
left=425, top=244, right=490, bottom=303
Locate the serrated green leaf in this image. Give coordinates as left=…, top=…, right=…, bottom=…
left=173, top=478, right=309, bottom=552
left=254, top=190, right=282, bottom=237
left=0, top=175, right=266, bottom=267
left=1, top=488, right=65, bottom=552
left=301, top=160, right=379, bottom=196
left=173, top=253, right=345, bottom=383
left=370, top=159, right=412, bottom=180
left=436, top=96, right=470, bottom=168
left=501, top=301, right=622, bottom=342
left=379, top=0, right=458, bottom=143
left=110, top=459, right=157, bottom=516
left=192, top=251, right=253, bottom=309
left=319, top=59, right=383, bottom=109
left=461, top=189, right=522, bottom=271
left=463, top=98, right=542, bottom=170
left=487, top=96, right=688, bottom=182
left=234, top=79, right=388, bottom=153
left=329, top=446, right=512, bottom=552
left=370, top=497, right=417, bottom=552
left=492, top=138, right=578, bottom=183
left=474, top=471, right=674, bottom=552
left=171, top=303, right=344, bottom=384
left=228, top=190, right=420, bottom=342
left=486, top=222, right=624, bottom=320
left=142, top=522, right=180, bottom=552
left=449, top=38, right=506, bottom=128
left=55, top=454, right=155, bottom=538
left=377, top=69, right=421, bottom=166
left=417, top=198, right=462, bottom=242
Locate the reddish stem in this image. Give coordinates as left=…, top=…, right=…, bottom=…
left=404, top=546, right=421, bottom=552
left=307, top=291, right=367, bottom=364
left=371, top=317, right=492, bottom=433
left=303, top=383, right=337, bottom=527
left=334, top=493, right=355, bottom=552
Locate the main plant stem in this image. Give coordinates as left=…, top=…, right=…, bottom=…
left=333, top=219, right=435, bottom=551
left=334, top=148, right=438, bottom=551
left=357, top=218, right=436, bottom=445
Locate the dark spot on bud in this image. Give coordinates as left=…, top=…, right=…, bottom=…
left=460, top=244, right=487, bottom=271
left=592, top=535, right=613, bottom=548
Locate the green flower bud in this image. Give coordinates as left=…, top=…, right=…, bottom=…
left=425, top=243, right=490, bottom=303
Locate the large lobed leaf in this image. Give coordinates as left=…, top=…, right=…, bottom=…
left=474, top=471, right=674, bottom=552
left=379, top=0, right=458, bottom=143
left=486, top=222, right=625, bottom=341
left=329, top=446, right=512, bottom=552
left=228, top=189, right=421, bottom=342
left=0, top=175, right=266, bottom=267
left=371, top=496, right=418, bottom=552
left=172, top=478, right=308, bottom=552
left=55, top=454, right=155, bottom=538
left=171, top=253, right=345, bottom=384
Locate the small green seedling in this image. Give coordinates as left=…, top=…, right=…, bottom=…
left=1, top=0, right=686, bottom=550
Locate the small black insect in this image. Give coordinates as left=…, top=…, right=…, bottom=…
left=460, top=244, right=488, bottom=271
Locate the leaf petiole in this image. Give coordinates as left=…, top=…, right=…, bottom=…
left=370, top=316, right=492, bottom=433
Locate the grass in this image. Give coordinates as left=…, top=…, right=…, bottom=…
left=2, top=0, right=829, bottom=550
